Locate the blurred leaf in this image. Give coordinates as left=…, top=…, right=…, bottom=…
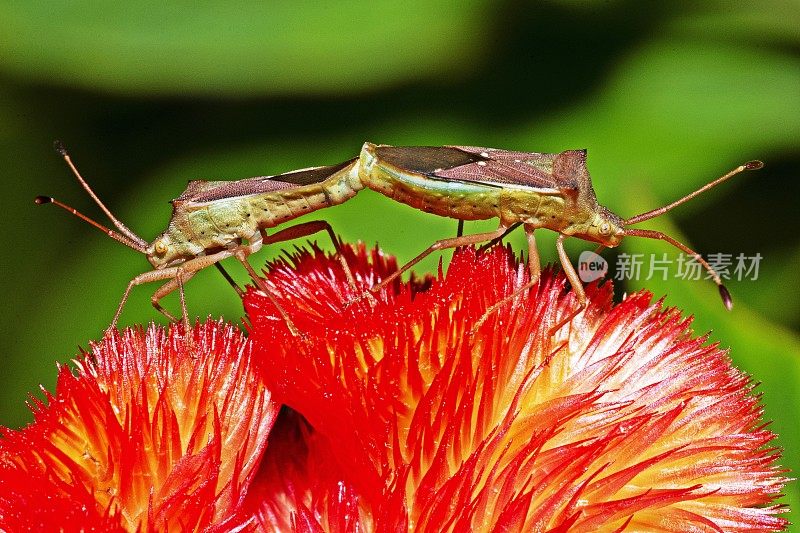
left=732, top=243, right=800, bottom=326
left=0, top=1, right=490, bottom=96
left=516, top=40, right=800, bottom=189
left=0, top=88, right=81, bottom=429
left=670, top=0, right=800, bottom=44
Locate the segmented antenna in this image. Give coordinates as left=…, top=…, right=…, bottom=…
left=624, top=228, right=733, bottom=310
left=622, top=160, right=764, bottom=310
left=625, top=160, right=763, bottom=225
left=36, top=142, right=149, bottom=253
left=34, top=195, right=148, bottom=253
left=53, top=141, right=149, bottom=249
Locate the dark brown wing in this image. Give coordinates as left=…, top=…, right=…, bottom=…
left=373, top=146, right=484, bottom=174
left=373, top=145, right=568, bottom=190
left=273, top=158, right=357, bottom=186
left=443, top=146, right=566, bottom=189
left=174, top=159, right=356, bottom=203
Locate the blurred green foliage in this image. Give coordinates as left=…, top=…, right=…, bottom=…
left=1, top=0, right=798, bottom=523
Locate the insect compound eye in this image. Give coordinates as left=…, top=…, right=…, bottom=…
left=599, top=222, right=611, bottom=236
left=154, top=239, right=168, bottom=255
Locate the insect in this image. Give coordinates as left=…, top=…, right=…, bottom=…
left=357, top=142, right=763, bottom=314
left=37, top=142, right=363, bottom=335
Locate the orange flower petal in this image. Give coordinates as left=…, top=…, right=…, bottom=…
left=1, top=320, right=278, bottom=531
left=246, top=244, right=789, bottom=531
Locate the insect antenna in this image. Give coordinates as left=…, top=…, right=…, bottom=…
left=620, top=160, right=763, bottom=311
left=622, top=227, right=732, bottom=310
left=624, top=160, right=763, bottom=225
left=35, top=195, right=148, bottom=253
left=53, top=141, right=149, bottom=250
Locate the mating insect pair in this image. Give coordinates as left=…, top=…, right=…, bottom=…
left=38, top=141, right=762, bottom=335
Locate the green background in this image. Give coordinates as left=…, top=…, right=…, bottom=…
left=1, top=0, right=798, bottom=524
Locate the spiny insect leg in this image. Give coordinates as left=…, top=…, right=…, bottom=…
left=264, top=220, right=361, bottom=295
left=150, top=271, right=198, bottom=324
left=149, top=270, right=197, bottom=332
left=109, top=249, right=233, bottom=332
left=232, top=246, right=302, bottom=338
left=370, top=225, right=510, bottom=295
left=473, top=225, right=542, bottom=331
left=176, top=272, right=189, bottom=333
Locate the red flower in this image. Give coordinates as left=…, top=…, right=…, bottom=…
left=1, top=244, right=789, bottom=532
left=0, top=320, right=278, bottom=532
left=245, top=244, right=789, bottom=531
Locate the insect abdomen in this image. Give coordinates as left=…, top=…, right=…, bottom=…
left=359, top=145, right=501, bottom=221
left=250, top=162, right=363, bottom=229
left=168, top=159, right=363, bottom=252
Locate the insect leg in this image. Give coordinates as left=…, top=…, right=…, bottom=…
left=109, top=249, right=234, bottom=331
left=472, top=225, right=542, bottom=332
left=546, top=234, right=587, bottom=335
left=214, top=263, right=244, bottom=298
left=112, top=270, right=173, bottom=330
left=555, top=234, right=585, bottom=307
left=262, top=220, right=360, bottom=293
left=176, top=271, right=189, bottom=331
left=456, top=220, right=464, bottom=238
left=477, top=222, right=522, bottom=253
left=370, top=225, right=509, bottom=295
left=151, top=277, right=183, bottom=322
left=150, top=270, right=198, bottom=328
left=230, top=244, right=302, bottom=338
left=525, top=225, right=541, bottom=282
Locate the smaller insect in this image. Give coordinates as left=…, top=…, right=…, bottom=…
left=357, top=142, right=763, bottom=317
left=37, top=142, right=363, bottom=335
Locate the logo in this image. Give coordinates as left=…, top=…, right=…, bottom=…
left=578, top=251, right=608, bottom=282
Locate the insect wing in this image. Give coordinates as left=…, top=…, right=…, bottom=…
left=174, top=159, right=357, bottom=204
left=444, top=146, right=566, bottom=190
left=372, top=145, right=568, bottom=193
left=372, top=145, right=484, bottom=175
left=174, top=180, right=234, bottom=202
left=272, top=158, right=357, bottom=186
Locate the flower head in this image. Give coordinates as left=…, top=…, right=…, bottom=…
left=1, top=320, right=278, bottom=531
left=245, top=244, right=789, bottom=531
left=1, top=244, right=788, bottom=531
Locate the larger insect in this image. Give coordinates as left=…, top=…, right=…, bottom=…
left=37, top=143, right=363, bottom=334
left=358, top=142, right=763, bottom=313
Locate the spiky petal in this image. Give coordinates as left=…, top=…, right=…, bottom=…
left=0, top=320, right=278, bottom=531
left=245, top=244, right=789, bottom=531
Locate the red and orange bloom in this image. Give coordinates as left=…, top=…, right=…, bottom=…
left=0, top=320, right=278, bottom=531
left=245, top=245, right=789, bottom=531
left=0, top=244, right=790, bottom=531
